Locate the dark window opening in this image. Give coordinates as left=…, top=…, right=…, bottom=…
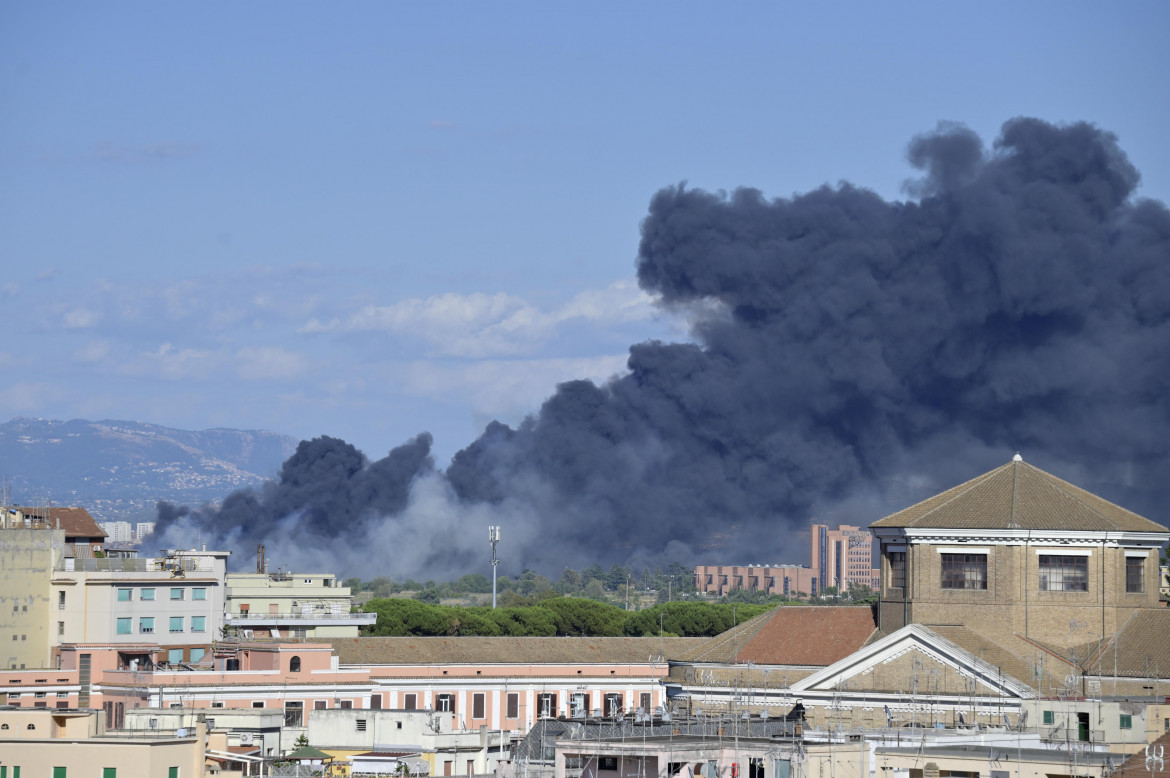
left=1038, top=555, right=1087, bottom=592
left=941, top=554, right=987, bottom=590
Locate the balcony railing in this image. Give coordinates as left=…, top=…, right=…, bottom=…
left=227, top=611, right=376, bottom=621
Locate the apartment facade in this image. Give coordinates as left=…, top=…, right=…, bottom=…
left=52, top=548, right=229, bottom=667
left=693, top=564, right=816, bottom=597
left=0, top=707, right=208, bottom=778
left=224, top=570, right=375, bottom=639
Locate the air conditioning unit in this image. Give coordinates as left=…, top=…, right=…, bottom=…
left=240, top=732, right=254, bottom=745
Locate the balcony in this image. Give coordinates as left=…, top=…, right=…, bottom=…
left=225, top=610, right=376, bottom=628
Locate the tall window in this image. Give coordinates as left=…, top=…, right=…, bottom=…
left=1126, top=557, right=1145, bottom=593
left=435, top=694, right=456, bottom=712
left=191, top=617, right=206, bottom=633
left=473, top=693, right=485, bottom=719
left=507, top=693, right=519, bottom=718
left=888, top=551, right=906, bottom=589
left=404, top=693, right=417, bottom=710
left=940, top=554, right=987, bottom=590
left=290, top=656, right=301, bottom=672
left=1038, top=555, right=1088, bottom=591
left=116, top=618, right=131, bottom=635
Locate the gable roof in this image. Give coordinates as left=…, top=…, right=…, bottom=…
left=14, top=506, right=107, bottom=539
left=680, top=606, right=877, bottom=666
left=790, top=623, right=1035, bottom=698
left=325, top=636, right=706, bottom=665
left=869, top=458, right=1166, bottom=532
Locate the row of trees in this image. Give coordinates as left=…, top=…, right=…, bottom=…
left=345, top=562, right=699, bottom=606
left=361, top=597, right=779, bottom=638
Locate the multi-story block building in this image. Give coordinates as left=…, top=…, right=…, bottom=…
left=809, top=523, right=880, bottom=594
left=692, top=564, right=816, bottom=597
left=1, top=518, right=229, bottom=669
left=99, top=520, right=134, bottom=542
left=224, top=570, right=375, bottom=638
left=135, top=522, right=156, bottom=542
left=53, top=548, right=230, bottom=667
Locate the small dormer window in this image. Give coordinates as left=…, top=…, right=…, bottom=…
left=290, top=656, right=301, bottom=672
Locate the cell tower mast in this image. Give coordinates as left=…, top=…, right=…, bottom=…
left=489, top=525, right=501, bottom=609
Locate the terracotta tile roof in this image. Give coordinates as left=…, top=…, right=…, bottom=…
left=869, top=459, right=1167, bottom=532
left=1113, top=729, right=1170, bottom=778
left=14, top=506, right=107, bottom=539
left=681, top=606, right=877, bottom=666
left=325, top=636, right=706, bottom=665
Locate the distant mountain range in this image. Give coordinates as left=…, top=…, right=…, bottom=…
left=0, top=418, right=299, bottom=523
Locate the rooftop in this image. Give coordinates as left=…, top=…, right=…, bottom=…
left=870, top=457, right=1167, bottom=533
left=681, top=606, right=878, bottom=666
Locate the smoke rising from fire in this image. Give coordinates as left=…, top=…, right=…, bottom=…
left=154, top=118, right=1170, bottom=578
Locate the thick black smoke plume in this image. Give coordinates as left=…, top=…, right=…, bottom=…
left=154, top=118, right=1170, bottom=578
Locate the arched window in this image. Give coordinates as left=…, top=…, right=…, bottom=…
left=1, top=723, right=8, bottom=729
left=27, top=723, right=36, bottom=730
left=290, top=655, right=301, bottom=672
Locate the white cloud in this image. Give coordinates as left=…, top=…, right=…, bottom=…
left=74, top=340, right=111, bottom=363
left=62, top=307, right=101, bottom=329
left=305, top=281, right=659, bottom=358
left=400, top=354, right=630, bottom=421
left=145, top=343, right=218, bottom=380
left=235, top=346, right=311, bottom=381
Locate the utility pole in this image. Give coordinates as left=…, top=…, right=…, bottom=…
left=489, top=526, right=501, bottom=609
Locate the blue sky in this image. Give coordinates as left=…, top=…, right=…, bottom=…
left=3, top=2, right=1168, bottom=466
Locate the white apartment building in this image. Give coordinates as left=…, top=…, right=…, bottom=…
left=224, top=571, right=374, bottom=639
left=99, top=521, right=134, bottom=542
left=136, top=522, right=156, bottom=542
left=53, top=548, right=230, bottom=667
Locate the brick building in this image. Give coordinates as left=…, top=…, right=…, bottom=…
left=669, top=455, right=1170, bottom=735
left=692, top=564, right=816, bottom=597
left=870, top=454, right=1169, bottom=647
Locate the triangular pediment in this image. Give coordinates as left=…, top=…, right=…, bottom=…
left=790, top=624, right=1034, bottom=699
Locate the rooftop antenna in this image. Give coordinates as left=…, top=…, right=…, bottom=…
left=489, top=525, right=501, bottom=609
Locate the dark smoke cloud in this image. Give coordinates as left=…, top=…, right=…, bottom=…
left=154, top=118, right=1170, bottom=578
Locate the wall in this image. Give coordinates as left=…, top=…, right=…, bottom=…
left=0, top=528, right=63, bottom=669
left=878, top=536, right=1164, bottom=648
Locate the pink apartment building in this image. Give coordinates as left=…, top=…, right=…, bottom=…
left=809, top=523, right=880, bottom=593
left=693, top=564, right=817, bottom=597
left=0, top=635, right=703, bottom=756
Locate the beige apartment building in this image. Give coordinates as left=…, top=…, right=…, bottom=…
left=52, top=548, right=230, bottom=668
left=224, top=570, right=375, bottom=638
left=0, top=707, right=210, bottom=777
